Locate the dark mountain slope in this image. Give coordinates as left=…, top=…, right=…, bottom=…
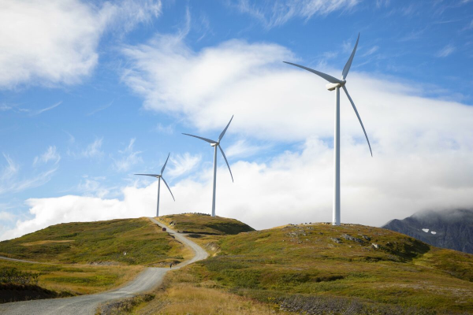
left=383, top=209, right=473, bottom=254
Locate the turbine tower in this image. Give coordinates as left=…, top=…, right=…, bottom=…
left=284, top=34, right=372, bottom=226
left=135, top=153, right=175, bottom=217
left=183, top=116, right=234, bottom=217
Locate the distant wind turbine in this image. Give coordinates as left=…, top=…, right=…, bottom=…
left=135, top=153, right=175, bottom=217
left=183, top=116, right=234, bottom=217
left=284, top=33, right=373, bottom=226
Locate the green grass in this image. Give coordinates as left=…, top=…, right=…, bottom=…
left=158, top=213, right=255, bottom=235
left=0, top=218, right=185, bottom=265
left=178, top=223, right=473, bottom=313
left=0, top=259, right=143, bottom=296
left=0, top=217, right=190, bottom=300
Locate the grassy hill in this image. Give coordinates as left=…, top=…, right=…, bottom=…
left=135, top=221, right=473, bottom=315
left=0, top=218, right=187, bottom=265
left=0, top=218, right=189, bottom=300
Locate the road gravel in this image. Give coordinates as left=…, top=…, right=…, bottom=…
left=0, top=217, right=208, bottom=315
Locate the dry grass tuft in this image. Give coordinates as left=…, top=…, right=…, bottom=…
left=136, top=283, right=291, bottom=315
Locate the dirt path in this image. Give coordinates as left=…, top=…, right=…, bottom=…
left=0, top=217, right=208, bottom=315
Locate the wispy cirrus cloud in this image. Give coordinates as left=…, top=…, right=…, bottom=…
left=86, top=101, right=113, bottom=116
left=230, top=0, right=360, bottom=28
left=436, top=44, right=456, bottom=57
left=167, top=153, right=201, bottom=178
left=34, top=101, right=62, bottom=115
left=0, top=154, right=57, bottom=195
left=33, top=146, right=61, bottom=166
left=362, top=46, right=379, bottom=57
left=113, top=138, right=143, bottom=172
left=82, top=138, right=104, bottom=158
left=1, top=154, right=19, bottom=182
left=76, top=176, right=114, bottom=198
left=226, top=140, right=268, bottom=159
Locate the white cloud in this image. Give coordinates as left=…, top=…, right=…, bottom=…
left=231, top=0, right=360, bottom=28
left=167, top=153, right=201, bottom=178
left=363, top=46, right=379, bottom=57
left=0, top=154, right=57, bottom=195
left=3, top=36, right=473, bottom=240
left=33, top=146, right=61, bottom=166
left=82, top=138, right=104, bottom=158
left=436, top=44, right=456, bottom=57
left=0, top=0, right=161, bottom=88
left=0, top=211, right=15, bottom=221
left=113, top=138, right=143, bottom=172
left=1, top=154, right=57, bottom=195
left=34, top=101, right=63, bottom=115
left=87, top=101, right=113, bottom=116
left=1, top=154, right=19, bottom=182
left=155, top=123, right=174, bottom=134
left=225, top=140, right=268, bottom=158
left=77, top=176, right=112, bottom=198
left=119, top=36, right=473, bottom=228
left=3, top=131, right=473, bottom=240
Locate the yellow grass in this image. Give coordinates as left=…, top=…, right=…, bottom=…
left=21, top=240, right=75, bottom=246
left=40, top=265, right=145, bottom=295
left=137, top=283, right=291, bottom=315
left=0, top=259, right=145, bottom=295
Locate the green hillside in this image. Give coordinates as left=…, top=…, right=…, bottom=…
left=153, top=222, right=473, bottom=314
left=0, top=218, right=189, bottom=300
left=0, top=218, right=186, bottom=265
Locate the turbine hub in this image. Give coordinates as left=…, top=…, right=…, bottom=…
left=326, top=80, right=346, bottom=91
left=210, top=142, right=218, bottom=147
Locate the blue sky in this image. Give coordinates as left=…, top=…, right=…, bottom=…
left=1, top=0, right=473, bottom=239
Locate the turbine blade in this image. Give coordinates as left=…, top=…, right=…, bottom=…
left=135, top=174, right=160, bottom=177
left=218, top=145, right=234, bottom=182
left=283, top=61, right=343, bottom=84
left=161, top=177, right=175, bottom=201
left=161, top=153, right=170, bottom=175
left=342, top=86, right=373, bottom=157
left=342, top=33, right=360, bottom=80
left=219, top=115, right=234, bottom=142
left=182, top=133, right=217, bottom=144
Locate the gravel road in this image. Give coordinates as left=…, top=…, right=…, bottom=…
left=0, top=217, right=208, bottom=315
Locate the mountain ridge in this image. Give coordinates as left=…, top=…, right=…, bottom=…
left=383, top=209, right=473, bottom=254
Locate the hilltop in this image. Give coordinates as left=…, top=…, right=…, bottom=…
left=0, top=218, right=189, bottom=301
left=157, top=213, right=255, bottom=235
left=0, top=217, right=188, bottom=265
left=135, top=221, right=473, bottom=315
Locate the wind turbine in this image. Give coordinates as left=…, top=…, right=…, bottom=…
left=183, top=116, right=234, bottom=217
left=283, top=33, right=372, bottom=226
left=135, top=153, right=175, bottom=217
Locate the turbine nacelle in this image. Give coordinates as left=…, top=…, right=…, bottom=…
left=326, top=81, right=346, bottom=91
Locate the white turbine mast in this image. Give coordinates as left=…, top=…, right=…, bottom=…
left=135, top=152, right=175, bottom=217
left=284, top=33, right=372, bottom=226
left=183, top=116, right=234, bottom=217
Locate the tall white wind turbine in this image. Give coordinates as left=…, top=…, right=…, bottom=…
left=284, top=33, right=372, bottom=226
left=183, top=116, right=234, bottom=217
left=135, top=153, right=175, bottom=217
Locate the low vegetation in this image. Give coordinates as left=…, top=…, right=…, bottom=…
left=158, top=213, right=255, bottom=235
left=0, top=218, right=187, bottom=265
left=0, top=218, right=189, bottom=302
left=143, top=222, right=473, bottom=314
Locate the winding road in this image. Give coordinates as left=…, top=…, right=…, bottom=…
left=0, top=217, right=208, bottom=315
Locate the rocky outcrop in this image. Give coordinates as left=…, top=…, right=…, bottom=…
left=383, top=209, right=473, bottom=254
